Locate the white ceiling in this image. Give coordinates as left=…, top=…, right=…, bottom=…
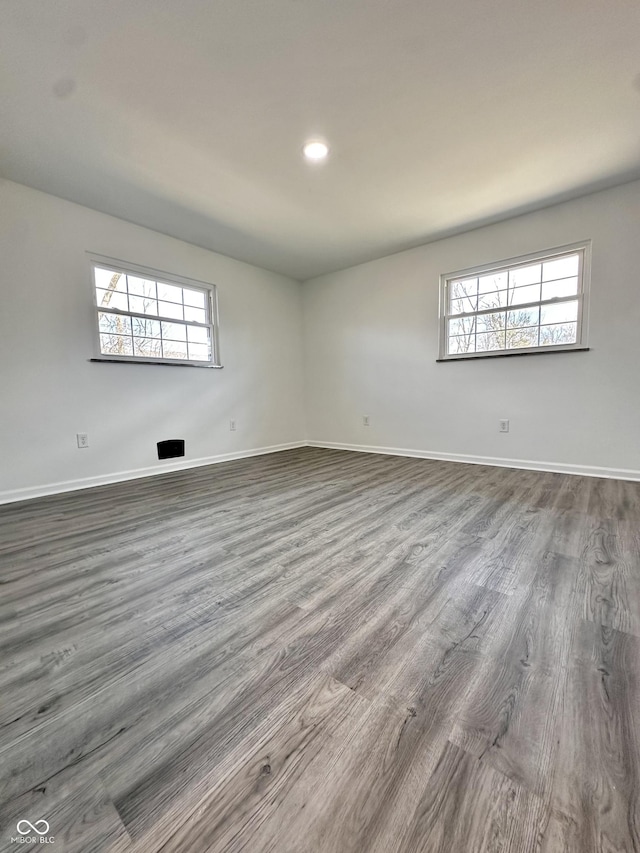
left=1, top=0, right=639, bottom=281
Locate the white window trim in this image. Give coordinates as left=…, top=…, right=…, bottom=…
left=438, top=240, right=591, bottom=361
left=88, top=253, right=222, bottom=368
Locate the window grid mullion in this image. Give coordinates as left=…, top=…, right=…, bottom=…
left=97, top=306, right=211, bottom=329
left=447, top=292, right=582, bottom=320
left=98, top=329, right=208, bottom=360
left=450, top=248, right=583, bottom=284
left=474, top=278, right=478, bottom=352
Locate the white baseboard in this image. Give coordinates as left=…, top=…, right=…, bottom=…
left=0, top=441, right=307, bottom=505
left=307, top=440, right=640, bottom=482
left=3, top=438, right=638, bottom=504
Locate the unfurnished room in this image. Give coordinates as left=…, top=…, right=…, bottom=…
left=1, top=1, right=639, bottom=851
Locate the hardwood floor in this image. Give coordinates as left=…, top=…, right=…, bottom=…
left=1, top=447, right=639, bottom=852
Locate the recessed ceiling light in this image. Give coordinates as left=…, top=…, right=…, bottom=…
left=303, top=140, right=329, bottom=162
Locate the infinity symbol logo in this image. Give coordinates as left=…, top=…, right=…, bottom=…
left=16, top=819, right=50, bottom=836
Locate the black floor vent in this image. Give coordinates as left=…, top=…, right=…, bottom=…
left=157, top=439, right=185, bottom=460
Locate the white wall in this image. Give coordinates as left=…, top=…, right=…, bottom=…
left=0, top=180, right=305, bottom=501
left=303, top=180, right=640, bottom=479
left=2, top=178, right=638, bottom=503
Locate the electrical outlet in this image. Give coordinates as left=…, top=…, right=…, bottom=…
left=229, top=420, right=236, bottom=431
left=76, top=433, right=89, bottom=449
left=499, top=419, right=510, bottom=433
left=363, top=416, right=370, bottom=427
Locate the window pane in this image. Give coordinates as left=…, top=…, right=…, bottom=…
left=129, top=295, right=158, bottom=316
left=509, top=264, right=541, bottom=287
left=127, top=276, right=157, bottom=299
left=448, top=334, right=476, bottom=354
left=476, top=331, right=504, bottom=352
left=157, top=283, right=183, bottom=303
left=542, top=254, right=579, bottom=282
left=159, top=300, right=184, bottom=320
left=448, top=317, right=476, bottom=337
left=478, top=271, right=507, bottom=294
left=100, top=333, right=133, bottom=356
left=184, top=306, right=206, bottom=324
left=506, top=327, right=539, bottom=349
left=132, top=318, right=161, bottom=338
left=506, top=307, right=539, bottom=329
left=187, top=325, right=209, bottom=344
left=188, top=343, right=210, bottom=361
left=540, top=300, right=578, bottom=325
left=539, top=323, right=577, bottom=346
left=476, top=312, right=505, bottom=333
left=541, top=277, right=578, bottom=301
left=96, top=288, right=128, bottom=311
left=451, top=278, right=478, bottom=302
left=509, top=284, right=540, bottom=305
left=450, top=296, right=477, bottom=315
left=161, top=321, right=187, bottom=341
left=162, top=340, right=188, bottom=359
left=478, top=290, right=508, bottom=310
left=95, top=268, right=126, bottom=292
left=133, top=337, right=163, bottom=358
left=183, top=288, right=206, bottom=308
left=98, top=313, right=132, bottom=335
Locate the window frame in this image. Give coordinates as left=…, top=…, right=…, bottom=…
left=88, top=253, right=222, bottom=368
left=438, top=240, right=591, bottom=361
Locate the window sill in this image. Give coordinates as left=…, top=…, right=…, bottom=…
left=90, top=358, right=223, bottom=368
left=436, top=346, right=590, bottom=363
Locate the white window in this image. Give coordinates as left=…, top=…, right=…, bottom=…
left=439, top=241, right=591, bottom=360
left=89, top=255, right=221, bottom=367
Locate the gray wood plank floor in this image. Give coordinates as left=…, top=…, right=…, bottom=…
left=1, top=447, right=639, bottom=852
